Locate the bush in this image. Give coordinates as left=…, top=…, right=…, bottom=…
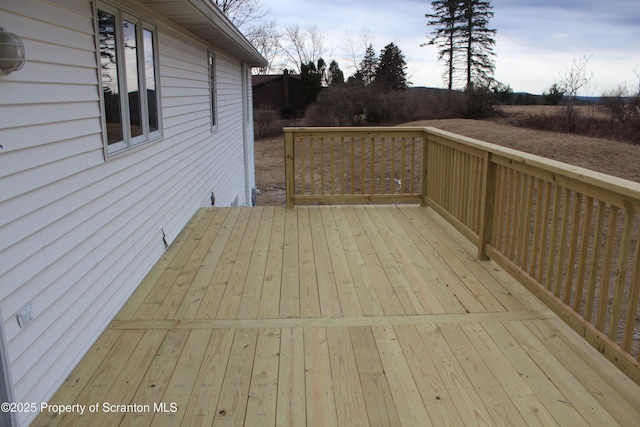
left=304, top=85, right=366, bottom=126
left=305, top=85, right=465, bottom=126
left=464, top=84, right=496, bottom=119
left=513, top=110, right=640, bottom=145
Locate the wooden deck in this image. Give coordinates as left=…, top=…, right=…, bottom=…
left=34, top=206, right=640, bottom=426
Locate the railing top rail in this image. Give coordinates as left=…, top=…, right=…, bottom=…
left=285, top=126, right=640, bottom=204
left=284, top=126, right=426, bottom=138
left=423, top=127, right=640, bottom=205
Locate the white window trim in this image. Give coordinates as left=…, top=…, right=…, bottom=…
left=95, top=1, right=162, bottom=158
left=208, top=50, right=218, bottom=132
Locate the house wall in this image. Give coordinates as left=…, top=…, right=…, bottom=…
left=0, top=1, right=255, bottom=425
left=253, top=74, right=306, bottom=114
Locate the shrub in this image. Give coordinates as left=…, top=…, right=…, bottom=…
left=513, top=110, right=640, bottom=145
left=464, top=84, right=496, bottom=119
left=305, top=85, right=465, bottom=126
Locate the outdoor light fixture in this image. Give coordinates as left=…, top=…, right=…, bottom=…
left=0, top=27, right=26, bottom=75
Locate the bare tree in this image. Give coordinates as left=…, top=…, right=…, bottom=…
left=215, top=0, right=280, bottom=74
left=280, top=24, right=326, bottom=73
left=215, top=0, right=267, bottom=30
left=250, top=20, right=281, bottom=74
left=558, top=55, right=594, bottom=129
left=344, top=28, right=374, bottom=75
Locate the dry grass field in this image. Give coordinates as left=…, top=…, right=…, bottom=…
left=255, top=106, right=640, bottom=206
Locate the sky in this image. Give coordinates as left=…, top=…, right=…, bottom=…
left=265, top=0, right=640, bottom=95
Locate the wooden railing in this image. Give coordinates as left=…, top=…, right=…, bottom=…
left=284, top=128, right=424, bottom=207
left=284, top=126, right=640, bottom=385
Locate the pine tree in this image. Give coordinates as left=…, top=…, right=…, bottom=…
left=375, top=43, right=408, bottom=90
left=301, top=59, right=324, bottom=105
left=359, top=44, right=378, bottom=86
left=425, top=0, right=496, bottom=89
left=460, top=0, right=496, bottom=86
left=424, top=0, right=464, bottom=90
left=327, top=60, right=345, bottom=86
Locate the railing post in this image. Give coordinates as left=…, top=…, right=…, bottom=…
left=477, top=151, right=496, bottom=260
left=421, top=131, right=429, bottom=206
left=284, top=129, right=295, bottom=208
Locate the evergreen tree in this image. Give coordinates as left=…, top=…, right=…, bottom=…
left=359, top=44, right=378, bottom=86
left=301, top=59, right=324, bottom=105
left=460, top=0, right=496, bottom=86
left=327, top=60, right=345, bottom=86
left=375, top=43, right=408, bottom=90
left=425, top=0, right=496, bottom=88
left=424, top=0, right=464, bottom=90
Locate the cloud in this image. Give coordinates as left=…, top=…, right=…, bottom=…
left=266, top=0, right=640, bottom=93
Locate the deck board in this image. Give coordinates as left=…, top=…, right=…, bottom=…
left=32, top=206, right=640, bottom=427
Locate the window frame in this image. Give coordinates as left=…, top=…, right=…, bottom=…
left=96, top=1, right=162, bottom=158
left=208, top=50, right=218, bottom=132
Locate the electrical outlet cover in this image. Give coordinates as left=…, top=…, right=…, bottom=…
left=16, top=304, right=33, bottom=328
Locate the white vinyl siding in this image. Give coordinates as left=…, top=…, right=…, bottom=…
left=0, top=1, right=256, bottom=425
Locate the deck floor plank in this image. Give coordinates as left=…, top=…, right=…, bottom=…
left=181, top=329, right=235, bottom=427
left=321, top=207, right=364, bottom=317
left=394, top=206, right=505, bottom=313
left=123, top=329, right=192, bottom=427
left=393, top=324, right=465, bottom=427
left=524, top=319, right=640, bottom=426
left=349, top=326, right=402, bottom=427
left=342, top=206, right=405, bottom=316
left=237, top=207, right=275, bottom=319
left=416, top=323, right=494, bottom=426
left=461, top=322, right=560, bottom=427
left=326, top=327, right=370, bottom=427
left=175, top=208, right=236, bottom=319
left=154, top=209, right=231, bottom=320
left=149, top=329, right=212, bottom=427
left=87, top=330, right=167, bottom=427
left=309, top=207, right=343, bottom=318
left=212, top=328, right=258, bottom=426
left=276, top=327, right=306, bottom=427
left=114, top=209, right=211, bottom=321
left=332, top=206, right=385, bottom=316
left=484, top=321, right=590, bottom=426
left=244, top=328, right=281, bottom=427
left=31, top=329, right=122, bottom=427
left=259, top=207, right=285, bottom=318
left=503, top=321, right=622, bottom=427
left=353, top=206, right=426, bottom=315
left=304, top=327, right=339, bottom=427
left=195, top=207, right=248, bottom=320
left=371, top=206, right=454, bottom=314
left=216, top=208, right=263, bottom=319
left=52, top=330, right=146, bottom=427
left=297, top=207, right=322, bottom=318
left=371, top=325, right=433, bottom=427
left=131, top=210, right=222, bottom=320
left=33, top=206, right=640, bottom=427
left=279, top=208, right=300, bottom=319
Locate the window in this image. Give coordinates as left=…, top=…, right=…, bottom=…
left=208, top=51, right=217, bottom=130
left=97, top=2, right=160, bottom=156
